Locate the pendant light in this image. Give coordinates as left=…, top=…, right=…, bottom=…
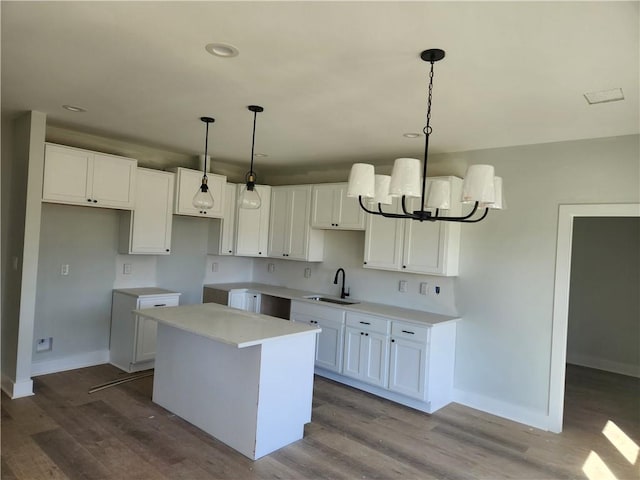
left=239, top=105, right=264, bottom=209
left=192, top=116, right=215, bottom=211
left=347, top=49, right=504, bottom=223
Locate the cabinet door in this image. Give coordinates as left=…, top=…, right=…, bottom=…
left=316, top=318, right=345, bottom=373
left=220, top=183, right=237, bottom=255
left=245, top=293, right=261, bottom=313
left=268, top=187, right=291, bottom=257
left=174, top=168, right=226, bottom=218
left=287, top=186, right=311, bottom=260
left=402, top=195, right=443, bottom=274
left=91, top=153, right=137, bottom=209
left=389, top=337, right=428, bottom=400
left=311, top=184, right=337, bottom=228
left=342, top=327, right=364, bottom=380
left=363, top=198, right=404, bottom=270
left=235, top=185, right=271, bottom=257
left=335, top=185, right=365, bottom=230
left=126, top=168, right=174, bottom=254
left=134, top=317, right=158, bottom=363
left=228, top=291, right=247, bottom=310
left=361, top=332, right=389, bottom=388
left=42, top=144, right=92, bottom=204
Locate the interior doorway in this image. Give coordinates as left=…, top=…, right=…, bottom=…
left=548, top=203, right=640, bottom=433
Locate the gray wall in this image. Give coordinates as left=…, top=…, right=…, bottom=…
left=453, top=135, right=639, bottom=426
left=33, top=204, right=118, bottom=364
left=567, top=217, right=640, bottom=376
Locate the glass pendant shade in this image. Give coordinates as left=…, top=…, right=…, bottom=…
left=480, top=176, right=506, bottom=210
left=193, top=182, right=214, bottom=210
left=389, top=158, right=422, bottom=197
left=461, top=164, right=496, bottom=204
left=347, top=163, right=375, bottom=198
left=426, top=179, right=451, bottom=209
left=373, top=175, right=392, bottom=205
left=239, top=184, right=261, bottom=209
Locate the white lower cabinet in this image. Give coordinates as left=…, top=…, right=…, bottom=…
left=290, top=301, right=345, bottom=373
left=228, top=289, right=261, bottom=313
left=289, top=299, right=457, bottom=413
left=342, top=313, right=390, bottom=388
left=110, top=288, right=181, bottom=372
left=388, top=322, right=430, bottom=400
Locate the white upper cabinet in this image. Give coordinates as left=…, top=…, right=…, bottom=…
left=235, top=185, right=271, bottom=257
left=119, top=168, right=174, bottom=255
left=208, top=183, right=237, bottom=256
left=363, top=176, right=462, bottom=276
left=268, top=185, right=324, bottom=261
left=43, top=143, right=137, bottom=209
left=311, top=183, right=365, bottom=230
left=168, top=167, right=226, bottom=218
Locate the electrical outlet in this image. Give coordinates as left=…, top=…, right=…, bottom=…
left=304, top=267, right=311, bottom=278
left=60, top=264, right=69, bottom=276
left=211, top=262, right=219, bottom=272
left=420, top=282, right=428, bottom=295
left=434, top=285, right=441, bottom=295
left=267, top=263, right=275, bottom=273
left=399, top=280, right=408, bottom=293
left=123, top=263, right=132, bottom=275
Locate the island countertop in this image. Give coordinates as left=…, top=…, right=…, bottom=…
left=134, top=302, right=320, bottom=348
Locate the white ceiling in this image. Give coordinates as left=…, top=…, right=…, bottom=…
left=2, top=1, right=638, bottom=172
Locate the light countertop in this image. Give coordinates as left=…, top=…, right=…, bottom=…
left=134, top=302, right=320, bottom=348
left=204, top=283, right=460, bottom=327
left=114, top=287, right=181, bottom=297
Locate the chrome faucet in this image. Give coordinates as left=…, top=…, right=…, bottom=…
left=333, top=268, right=349, bottom=299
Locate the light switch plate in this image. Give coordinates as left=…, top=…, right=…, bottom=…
left=399, top=280, right=408, bottom=293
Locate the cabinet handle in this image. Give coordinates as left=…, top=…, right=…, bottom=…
left=401, top=330, right=415, bottom=335
left=359, top=321, right=370, bottom=325
left=166, top=249, right=170, bottom=252
left=365, top=333, right=369, bottom=336
left=154, top=304, right=167, bottom=307
left=402, top=265, right=406, bottom=269
left=228, top=250, right=232, bottom=253
left=93, top=199, right=98, bottom=203
left=360, top=332, right=364, bottom=335
left=391, top=339, right=395, bottom=343
left=87, top=198, right=92, bottom=203
left=258, top=252, right=262, bottom=255
left=364, top=262, right=367, bottom=265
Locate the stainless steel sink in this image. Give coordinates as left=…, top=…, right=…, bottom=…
left=303, top=295, right=359, bottom=305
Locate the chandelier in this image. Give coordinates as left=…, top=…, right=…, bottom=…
left=347, top=49, right=504, bottom=223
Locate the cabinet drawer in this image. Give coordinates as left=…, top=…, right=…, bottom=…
left=346, top=312, right=390, bottom=334
left=290, top=300, right=345, bottom=322
left=391, top=322, right=430, bottom=343
left=139, top=295, right=180, bottom=309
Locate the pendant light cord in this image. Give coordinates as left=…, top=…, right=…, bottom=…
left=203, top=121, right=210, bottom=179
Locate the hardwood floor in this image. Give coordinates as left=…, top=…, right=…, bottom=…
left=2, top=364, right=638, bottom=479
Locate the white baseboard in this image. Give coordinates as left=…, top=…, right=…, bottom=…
left=1, top=374, right=34, bottom=399
left=31, top=349, right=109, bottom=377
left=452, top=387, right=550, bottom=431
left=567, top=354, right=640, bottom=378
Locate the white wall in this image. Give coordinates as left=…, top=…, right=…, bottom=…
left=252, top=230, right=457, bottom=315
left=567, top=216, right=639, bottom=377
left=453, top=135, right=639, bottom=428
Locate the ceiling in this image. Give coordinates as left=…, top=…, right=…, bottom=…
left=2, top=1, right=638, bottom=173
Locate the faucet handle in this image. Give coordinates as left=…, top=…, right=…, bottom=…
left=345, top=287, right=350, bottom=298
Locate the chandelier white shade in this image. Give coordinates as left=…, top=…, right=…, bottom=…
left=346, top=163, right=375, bottom=198
left=388, top=158, right=422, bottom=197
left=426, top=179, right=451, bottom=210
left=461, top=164, right=495, bottom=204
left=346, top=48, right=503, bottom=223
left=373, top=175, right=393, bottom=205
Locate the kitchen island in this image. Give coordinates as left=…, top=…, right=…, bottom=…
left=134, top=302, right=321, bottom=460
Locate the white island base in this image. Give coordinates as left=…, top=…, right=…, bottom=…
left=141, top=304, right=319, bottom=460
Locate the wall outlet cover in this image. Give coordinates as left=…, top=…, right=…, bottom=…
left=399, top=280, right=408, bottom=293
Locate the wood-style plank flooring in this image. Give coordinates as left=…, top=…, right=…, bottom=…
left=2, top=364, right=638, bottom=479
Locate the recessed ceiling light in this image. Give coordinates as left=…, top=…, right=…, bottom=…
left=584, top=88, right=624, bottom=105
left=62, top=104, right=86, bottom=112
left=403, top=133, right=421, bottom=138
left=205, top=43, right=239, bottom=58
left=254, top=153, right=268, bottom=158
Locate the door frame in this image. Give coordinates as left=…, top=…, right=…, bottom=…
left=548, top=203, right=640, bottom=433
